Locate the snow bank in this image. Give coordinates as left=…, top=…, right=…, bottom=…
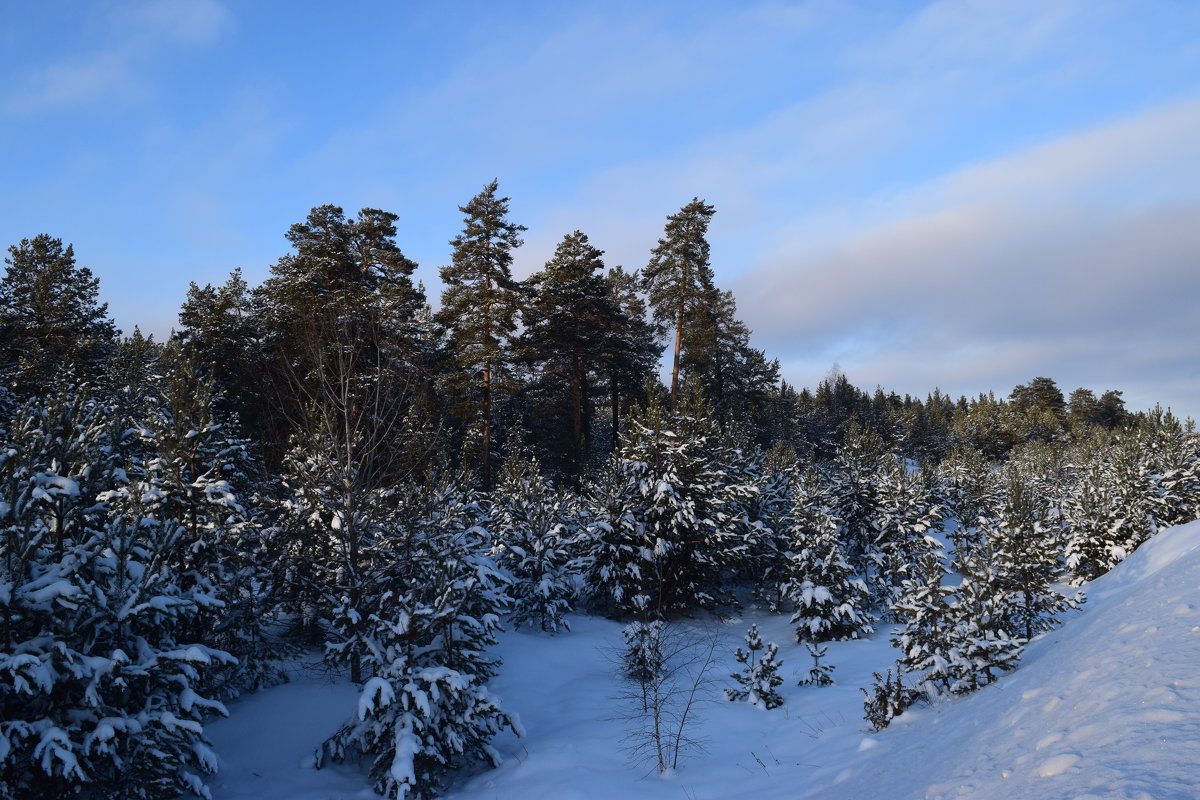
left=808, top=519, right=1200, bottom=800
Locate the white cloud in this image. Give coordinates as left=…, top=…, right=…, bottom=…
left=735, top=95, right=1200, bottom=416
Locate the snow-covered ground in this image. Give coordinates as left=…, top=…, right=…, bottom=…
left=203, top=519, right=1200, bottom=800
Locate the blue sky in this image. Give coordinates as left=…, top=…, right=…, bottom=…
left=3, top=0, right=1199, bottom=417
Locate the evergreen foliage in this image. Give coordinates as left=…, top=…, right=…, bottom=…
left=437, top=181, right=527, bottom=491
left=0, top=383, right=232, bottom=800
left=642, top=198, right=717, bottom=409
left=781, top=474, right=873, bottom=643
left=583, top=387, right=751, bottom=618
left=725, top=625, right=784, bottom=709
left=315, top=484, right=518, bottom=799
left=798, top=643, right=835, bottom=687
left=490, top=455, right=581, bottom=633
left=862, top=667, right=920, bottom=731
left=0, top=235, right=117, bottom=393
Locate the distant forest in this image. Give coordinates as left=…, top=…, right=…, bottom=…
left=2, top=182, right=1197, bottom=800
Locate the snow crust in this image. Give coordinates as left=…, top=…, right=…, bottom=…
left=202, top=520, right=1200, bottom=800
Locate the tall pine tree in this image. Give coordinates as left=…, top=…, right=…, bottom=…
left=437, top=181, right=527, bottom=491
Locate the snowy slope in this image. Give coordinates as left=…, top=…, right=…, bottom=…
left=203, top=520, right=1200, bottom=800
left=807, top=518, right=1200, bottom=800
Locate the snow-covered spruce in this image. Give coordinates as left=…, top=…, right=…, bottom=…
left=872, top=455, right=945, bottom=612
left=315, top=485, right=520, bottom=800
left=489, top=455, right=581, bottom=633
left=0, top=384, right=232, bottom=800
left=781, top=472, right=873, bottom=643
left=798, top=643, right=835, bottom=687
left=583, top=389, right=752, bottom=618
left=725, top=624, right=784, bottom=709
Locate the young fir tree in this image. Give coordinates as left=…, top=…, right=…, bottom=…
left=316, top=483, right=519, bottom=800
left=641, top=198, right=718, bottom=410
left=872, top=456, right=945, bottom=612
left=490, top=454, right=581, bottom=633
left=889, top=545, right=956, bottom=697
left=984, top=472, right=1079, bottom=643
left=725, top=624, right=784, bottom=710
left=0, top=383, right=233, bottom=800
left=0, top=234, right=118, bottom=393
left=940, top=546, right=1025, bottom=695
left=798, top=643, right=835, bottom=687
left=583, top=386, right=746, bottom=618
left=781, top=475, right=873, bottom=643
left=437, top=180, right=527, bottom=491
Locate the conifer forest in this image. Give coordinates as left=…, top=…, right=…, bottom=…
left=2, top=186, right=1198, bottom=800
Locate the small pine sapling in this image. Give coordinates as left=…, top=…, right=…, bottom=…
left=725, top=625, right=785, bottom=710
left=861, top=667, right=921, bottom=731
left=798, top=643, right=835, bottom=687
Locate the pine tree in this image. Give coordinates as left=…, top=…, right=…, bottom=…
left=437, top=180, right=527, bottom=491
left=642, top=198, right=718, bottom=410
left=1142, top=410, right=1200, bottom=528
left=1063, top=433, right=1153, bottom=584
left=890, top=545, right=956, bottom=695
left=490, top=455, right=581, bottom=633
left=583, top=387, right=745, bottom=618
left=0, top=234, right=118, bottom=393
left=684, top=287, right=780, bottom=428
left=0, top=383, right=232, bottom=800
left=985, top=472, right=1079, bottom=642
left=175, top=268, right=264, bottom=429
left=829, top=420, right=886, bottom=574
left=316, top=483, right=519, bottom=799
left=940, top=546, right=1025, bottom=695
left=134, top=352, right=287, bottom=697
left=255, top=204, right=430, bottom=463
left=936, top=447, right=1001, bottom=547
left=519, top=231, right=624, bottom=476
left=581, top=454, right=646, bottom=617
left=725, top=625, right=784, bottom=709
left=873, top=456, right=945, bottom=611
left=798, top=643, right=835, bottom=687
left=746, top=442, right=800, bottom=611
left=598, top=265, right=660, bottom=447
left=782, top=477, right=873, bottom=643
left=862, top=667, right=920, bottom=731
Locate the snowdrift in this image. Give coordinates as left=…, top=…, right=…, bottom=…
left=809, top=518, right=1200, bottom=800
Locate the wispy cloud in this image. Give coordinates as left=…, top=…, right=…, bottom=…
left=736, top=96, right=1200, bottom=413
left=4, top=0, right=229, bottom=114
